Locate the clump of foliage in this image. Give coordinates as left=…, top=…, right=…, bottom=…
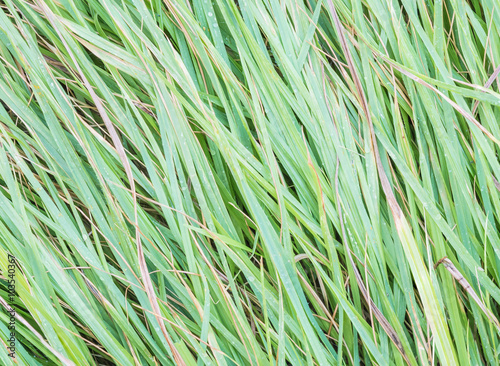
left=1, top=0, right=500, bottom=364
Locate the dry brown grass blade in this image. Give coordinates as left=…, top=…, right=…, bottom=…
left=472, top=64, right=500, bottom=115
left=435, top=257, right=500, bottom=333
left=492, top=174, right=500, bottom=192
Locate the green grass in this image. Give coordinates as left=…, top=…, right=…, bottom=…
left=0, top=0, right=500, bottom=364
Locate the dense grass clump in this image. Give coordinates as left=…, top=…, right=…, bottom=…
left=1, top=0, right=500, bottom=364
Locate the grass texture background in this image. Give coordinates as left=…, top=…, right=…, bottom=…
left=1, top=0, right=500, bottom=364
